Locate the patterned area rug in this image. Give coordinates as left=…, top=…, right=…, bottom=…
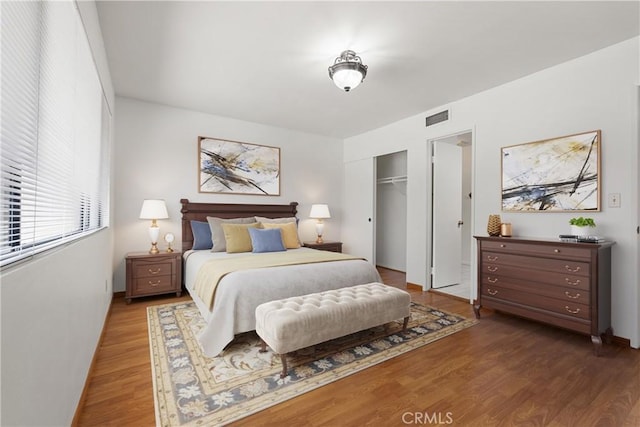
left=148, top=300, right=477, bottom=426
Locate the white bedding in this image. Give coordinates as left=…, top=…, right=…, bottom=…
left=183, top=247, right=382, bottom=356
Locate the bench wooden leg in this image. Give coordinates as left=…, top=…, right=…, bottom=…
left=279, top=354, right=288, bottom=378
left=402, top=316, right=409, bottom=331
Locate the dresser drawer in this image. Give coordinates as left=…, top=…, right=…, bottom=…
left=133, top=276, right=175, bottom=294
left=482, top=252, right=589, bottom=276
left=481, top=275, right=590, bottom=304
left=481, top=265, right=590, bottom=291
left=481, top=284, right=590, bottom=320
left=480, top=240, right=591, bottom=260
left=134, top=261, right=174, bottom=278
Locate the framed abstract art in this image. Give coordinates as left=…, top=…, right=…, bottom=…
left=501, top=130, right=601, bottom=212
left=198, top=136, right=280, bottom=195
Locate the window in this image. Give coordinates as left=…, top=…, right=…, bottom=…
left=1, top=0, right=111, bottom=267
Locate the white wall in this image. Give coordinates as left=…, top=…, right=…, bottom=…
left=344, top=37, right=640, bottom=347
left=0, top=2, right=115, bottom=425
left=112, top=97, right=344, bottom=292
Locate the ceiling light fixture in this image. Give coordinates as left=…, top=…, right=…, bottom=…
left=328, top=50, right=368, bottom=92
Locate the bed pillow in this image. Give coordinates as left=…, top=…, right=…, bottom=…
left=248, top=227, right=286, bottom=253
left=221, top=222, right=261, bottom=253
left=207, top=216, right=257, bottom=252
left=255, top=216, right=301, bottom=245
left=190, top=220, right=213, bottom=250
left=261, top=222, right=301, bottom=249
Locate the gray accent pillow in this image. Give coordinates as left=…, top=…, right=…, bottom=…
left=206, top=216, right=257, bottom=252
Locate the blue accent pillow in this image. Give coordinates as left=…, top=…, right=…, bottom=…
left=248, top=227, right=286, bottom=253
left=191, top=220, right=213, bottom=250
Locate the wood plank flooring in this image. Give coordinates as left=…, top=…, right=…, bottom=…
left=75, top=268, right=640, bottom=426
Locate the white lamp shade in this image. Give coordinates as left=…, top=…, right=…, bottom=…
left=331, top=68, right=364, bottom=91
left=309, top=204, right=331, bottom=219
left=139, top=199, right=169, bottom=220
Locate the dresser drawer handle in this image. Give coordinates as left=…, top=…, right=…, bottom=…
left=554, top=249, right=560, bottom=253
left=487, top=277, right=498, bottom=283
left=500, top=244, right=506, bottom=248
left=487, top=255, right=498, bottom=261
left=564, top=291, right=581, bottom=299
left=487, top=288, right=498, bottom=295
left=564, top=265, right=581, bottom=273
left=565, top=306, right=581, bottom=314
left=148, top=280, right=161, bottom=287
left=148, top=268, right=161, bottom=275
left=487, top=265, right=498, bottom=272
left=565, top=278, right=581, bottom=286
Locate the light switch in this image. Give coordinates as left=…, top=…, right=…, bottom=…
left=608, top=193, right=621, bottom=208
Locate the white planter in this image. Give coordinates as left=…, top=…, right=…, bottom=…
left=571, top=225, right=595, bottom=237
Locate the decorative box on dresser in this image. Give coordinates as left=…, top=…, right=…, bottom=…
left=303, top=241, right=343, bottom=253
left=474, top=236, right=614, bottom=355
left=125, top=251, right=182, bottom=304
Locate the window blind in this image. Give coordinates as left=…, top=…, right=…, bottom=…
left=1, top=0, right=110, bottom=267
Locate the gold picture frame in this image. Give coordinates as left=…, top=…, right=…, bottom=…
left=501, top=130, right=601, bottom=212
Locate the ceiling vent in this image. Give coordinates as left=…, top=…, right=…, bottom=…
left=425, top=110, right=449, bottom=127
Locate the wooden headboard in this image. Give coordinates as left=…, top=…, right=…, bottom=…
left=180, top=199, right=299, bottom=251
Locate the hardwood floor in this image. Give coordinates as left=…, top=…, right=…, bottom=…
left=75, top=268, right=640, bottom=426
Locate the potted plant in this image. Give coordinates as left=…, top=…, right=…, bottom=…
left=569, top=217, right=596, bottom=236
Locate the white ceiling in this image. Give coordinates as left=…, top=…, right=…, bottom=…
left=96, top=1, right=639, bottom=139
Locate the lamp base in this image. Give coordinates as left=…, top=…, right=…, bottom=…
left=315, top=235, right=324, bottom=244
left=149, top=242, right=160, bottom=255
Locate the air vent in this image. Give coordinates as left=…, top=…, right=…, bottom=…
left=425, top=110, right=449, bottom=127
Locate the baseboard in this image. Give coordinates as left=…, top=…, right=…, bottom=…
left=71, top=295, right=115, bottom=426
left=406, top=282, right=423, bottom=291
left=611, top=335, right=631, bottom=348
left=376, top=265, right=406, bottom=274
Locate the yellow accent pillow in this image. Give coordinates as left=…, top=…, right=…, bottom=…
left=261, top=222, right=300, bottom=249
left=221, top=222, right=261, bottom=253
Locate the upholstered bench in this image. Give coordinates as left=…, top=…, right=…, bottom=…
left=255, top=282, right=411, bottom=378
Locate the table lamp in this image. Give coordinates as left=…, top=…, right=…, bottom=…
left=139, top=199, right=169, bottom=254
left=309, top=204, right=331, bottom=244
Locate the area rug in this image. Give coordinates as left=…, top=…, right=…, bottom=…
left=148, top=300, right=477, bottom=426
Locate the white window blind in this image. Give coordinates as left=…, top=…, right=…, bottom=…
left=1, top=0, right=111, bottom=267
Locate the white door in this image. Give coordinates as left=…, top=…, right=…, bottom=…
left=342, top=158, right=375, bottom=263
left=432, top=141, right=462, bottom=288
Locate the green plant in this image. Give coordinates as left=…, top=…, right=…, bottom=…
left=569, top=217, right=596, bottom=227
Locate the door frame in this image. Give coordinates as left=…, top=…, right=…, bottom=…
left=426, top=128, right=476, bottom=302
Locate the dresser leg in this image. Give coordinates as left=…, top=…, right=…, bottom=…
left=473, top=304, right=481, bottom=319
left=591, top=335, right=603, bottom=356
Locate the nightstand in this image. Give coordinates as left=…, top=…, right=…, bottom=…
left=303, top=241, right=343, bottom=253
left=125, top=251, right=182, bottom=303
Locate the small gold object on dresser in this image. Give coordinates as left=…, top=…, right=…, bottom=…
left=125, top=251, right=182, bottom=304
left=487, top=214, right=502, bottom=236
left=303, top=241, right=343, bottom=253
left=500, top=223, right=512, bottom=237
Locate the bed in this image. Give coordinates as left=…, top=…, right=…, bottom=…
left=180, top=199, right=382, bottom=356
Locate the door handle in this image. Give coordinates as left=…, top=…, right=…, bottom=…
left=457, top=220, right=464, bottom=228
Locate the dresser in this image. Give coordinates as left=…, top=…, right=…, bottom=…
left=125, top=251, right=182, bottom=303
left=474, top=236, right=613, bottom=355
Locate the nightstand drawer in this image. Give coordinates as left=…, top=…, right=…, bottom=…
left=133, top=276, right=175, bottom=294
left=134, top=262, right=174, bottom=278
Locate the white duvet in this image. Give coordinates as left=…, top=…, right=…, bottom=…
left=183, top=247, right=382, bottom=356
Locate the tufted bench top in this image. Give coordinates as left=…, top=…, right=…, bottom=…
left=255, top=282, right=411, bottom=376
